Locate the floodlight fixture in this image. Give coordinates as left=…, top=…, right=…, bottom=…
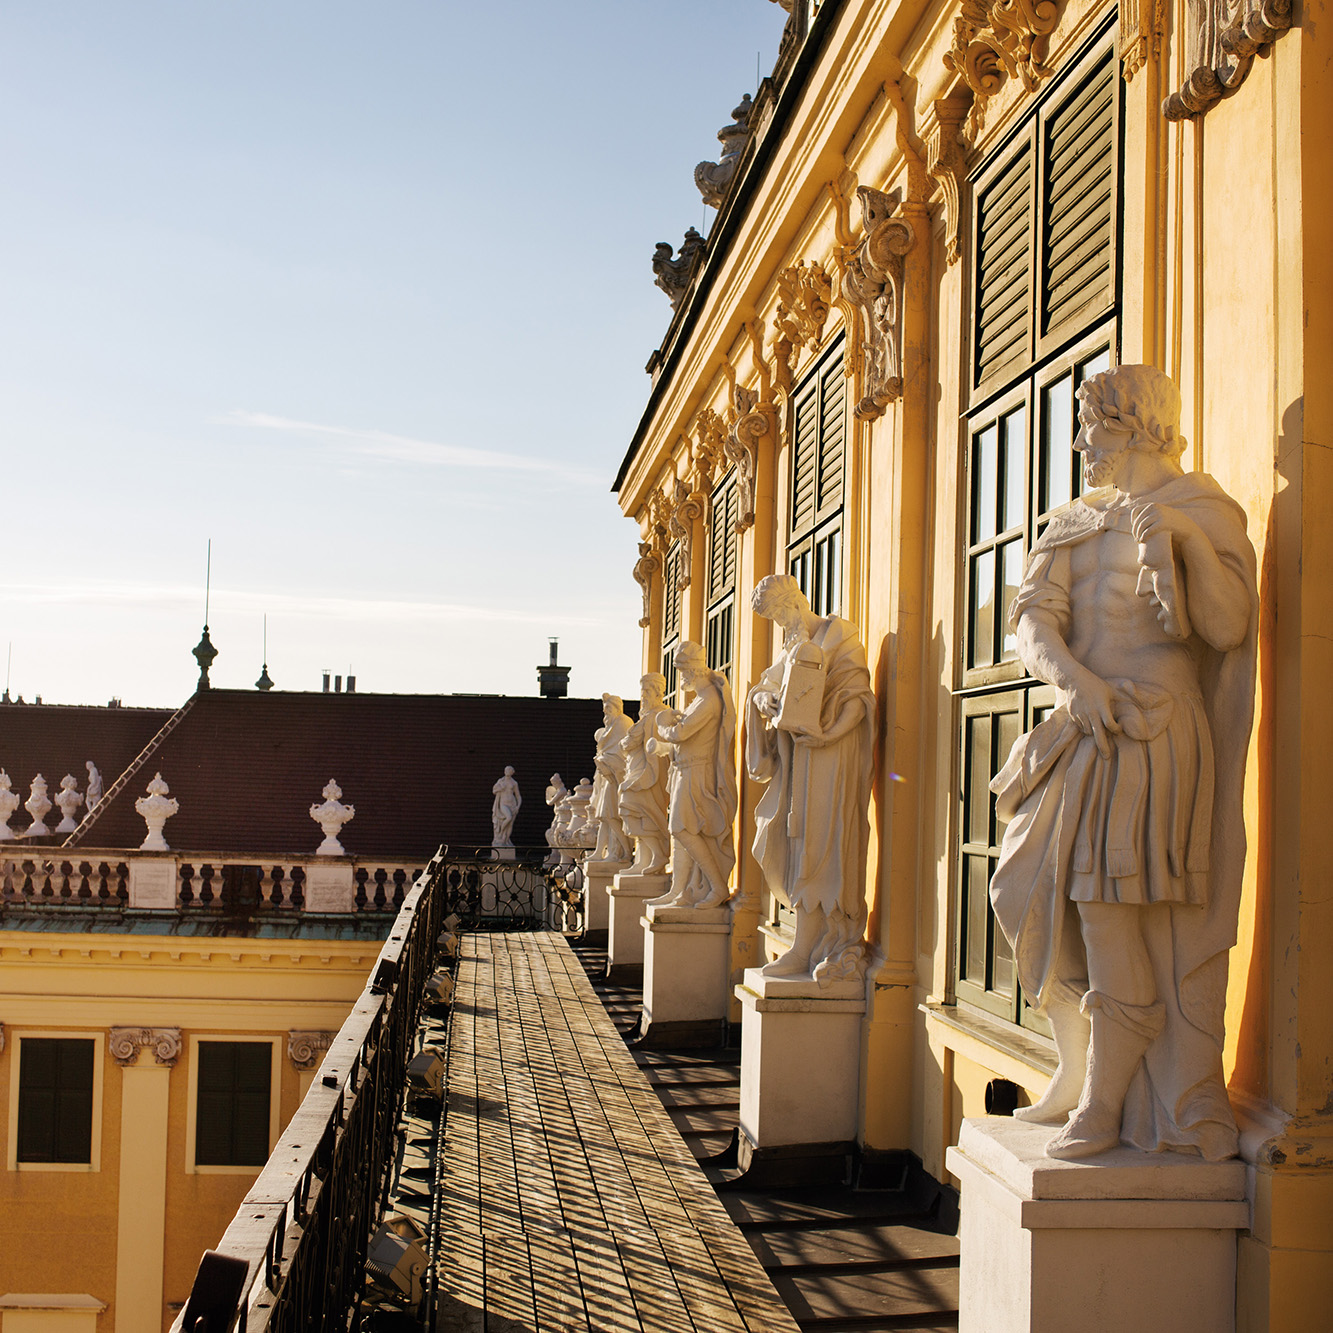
left=365, top=1213, right=428, bottom=1308
left=406, top=1048, right=446, bottom=1100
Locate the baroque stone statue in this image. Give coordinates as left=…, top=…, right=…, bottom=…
left=652, top=227, right=707, bottom=311
left=590, top=695, right=633, bottom=863
left=490, top=766, right=521, bottom=851
left=617, top=673, right=672, bottom=875
left=543, top=773, right=568, bottom=865
left=85, top=761, right=103, bottom=811
left=650, top=642, right=737, bottom=906
left=54, top=774, right=84, bottom=833
left=136, top=772, right=179, bottom=852
left=746, top=575, right=876, bottom=985
left=0, top=771, right=18, bottom=840
left=25, top=774, right=52, bottom=837
left=695, top=94, right=753, bottom=208
left=309, top=778, right=354, bottom=856
left=989, top=364, right=1257, bottom=1161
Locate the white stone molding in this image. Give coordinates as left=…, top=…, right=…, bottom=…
left=135, top=772, right=179, bottom=851
left=25, top=774, right=51, bottom=836
left=54, top=774, right=85, bottom=833
left=695, top=94, right=754, bottom=208
left=287, top=1030, right=336, bottom=1072
left=310, top=779, right=355, bottom=855
left=942, top=0, right=1067, bottom=142
left=772, top=261, right=833, bottom=395
left=841, top=187, right=918, bottom=421
left=0, top=771, right=18, bottom=841
left=1162, top=0, right=1290, bottom=118
left=109, top=1026, right=182, bottom=1068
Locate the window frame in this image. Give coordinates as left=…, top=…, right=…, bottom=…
left=6, top=1031, right=104, bottom=1172
left=185, top=1035, right=281, bottom=1175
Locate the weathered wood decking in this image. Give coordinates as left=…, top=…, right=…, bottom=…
left=436, top=931, right=801, bottom=1333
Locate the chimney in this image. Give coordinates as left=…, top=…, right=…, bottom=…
left=347, top=675, right=356, bottom=693
left=537, top=637, right=571, bottom=700
left=334, top=675, right=342, bottom=693
left=322, top=672, right=331, bottom=693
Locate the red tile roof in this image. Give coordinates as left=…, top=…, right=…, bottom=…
left=65, top=689, right=608, bottom=859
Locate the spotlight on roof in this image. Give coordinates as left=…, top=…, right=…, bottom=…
left=365, top=1214, right=428, bottom=1309
left=406, top=1048, right=446, bottom=1101
left=424, top=970, right=454, bottom=1010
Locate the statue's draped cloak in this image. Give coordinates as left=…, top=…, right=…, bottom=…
left=665, top=679, right=738, bottom=880
left=746, top=616, right=877, bottom=919
left=989, top=473, right=1258, bottom=1159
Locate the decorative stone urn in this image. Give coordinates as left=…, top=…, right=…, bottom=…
left=25, top=775, right=52, bottom=836
left=134, top=773, right=179, bottom=851
left=0, top=771, right=19, bottom=840
left=561, top=778, right=597, bottom=850
left=310, top=779, right=355, bottom=855
left=54, top=774, right=84, bottom=833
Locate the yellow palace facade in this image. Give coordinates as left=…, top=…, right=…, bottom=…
left=615, top=0, right=1330, bottom=1325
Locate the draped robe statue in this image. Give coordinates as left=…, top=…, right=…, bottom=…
left=590, top=694, right=633, bottom=863
left=617, top=673, right=671, bottom=875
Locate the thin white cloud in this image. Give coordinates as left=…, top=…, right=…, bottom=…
left=217, top=410, right=603, bottom=485
left=0, top=581, right=598, bottom=628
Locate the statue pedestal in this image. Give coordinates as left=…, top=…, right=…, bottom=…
left=491, top=846, right=515, bottom=861
left=946, top=1118, right=1248, bottom=1333
left=637, top=903, right=732, bottom=1047
left=607, top=871, right=666, bottom=982
left=734, top=969, right=866, bottom=1185
left=582, top=858, right=626, bottom=941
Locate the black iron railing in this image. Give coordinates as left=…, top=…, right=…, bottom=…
left=170, top=847, right=566, bottom=1333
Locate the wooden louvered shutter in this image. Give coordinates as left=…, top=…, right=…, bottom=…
left=791, top=387, right=819, bottom=536
left=975, top=145, right=1034, bottom=389
left=661, top=543, right=682, bottom=644
left=708, top=473, right=737, bottom=603
left=816, top=362, right=845, bottom=515
left=1041, top=51, right=1116, bottom=339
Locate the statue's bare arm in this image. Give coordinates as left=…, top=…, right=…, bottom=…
left=1017, top=609, right=1122, bottom=759
left=1130, top=503, right=1249, bottom=651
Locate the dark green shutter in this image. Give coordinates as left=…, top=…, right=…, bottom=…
left=791, top=388, right=819, bottom=536
left=975, top=145, right=1034, bottom=386
left=816, top=365, right=845, bottom=513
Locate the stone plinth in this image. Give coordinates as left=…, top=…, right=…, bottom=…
left=946, top=1117, right=1248, bottom=1333
left=734, top=968, right=866, bottom=1182
left=582, top=858, right=627, bottom=939
left=128, top=858, right=177, bottom=910
left=638, top=902, right=732, bottom=1047
left=303, top=863, right=355, bottom=913
left=607, top=870, right=666, bottom=981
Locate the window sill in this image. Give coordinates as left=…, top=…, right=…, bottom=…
left=921, top=1000, right=1057, bottom=1088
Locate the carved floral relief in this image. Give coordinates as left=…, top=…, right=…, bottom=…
left=772, top=261, right=833, bottom=394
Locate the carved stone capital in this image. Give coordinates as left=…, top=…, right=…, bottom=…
left=943, top=0, right=1066, bottom=142
left=109, top=1026, right=182, bottom=1068
left=921, top=97, right=971, bottom=267
left=287, top=1029, right=336, bottom=1072
left=1162, top=0, right=1291, bottom=118
left=841, top=187, right=918, bottom=420
left=772, top=261, right=834, bottom=394
left=725, top=386, right=773, bottom=533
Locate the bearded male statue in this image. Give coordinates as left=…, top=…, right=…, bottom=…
left=989, top=364, right=1257, bottom=1161
left=746, top=574, right=876, bottom=985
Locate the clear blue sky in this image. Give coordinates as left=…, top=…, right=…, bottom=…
left=0, top=2, right=783, bottom=707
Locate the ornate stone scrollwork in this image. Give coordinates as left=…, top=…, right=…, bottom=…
left=841, top=187, right=917, bottom=420
left=692, top=408, right=728, bottom=493
left=109, top=1026, right=182, bottom=1068
left=669, top=476, right=706, bottom=589
left=922, top=97, right=971, bottom=266
left=1120, top=0, right=1166, bottom=80
left=287, top=1030, right=336, bottom=1072
left=1162, top=0, right=1291, bottom=118
left=726, top=386, right=771, bottom=533
left=633, top=540, right=661, bottom=629
left=772, top=261, right=833, bottom=394
left=652, top=228, right=707, bottom=311
left=695, top=95, right=754, bottom=209
left=943, top=0, right=1066, bottom=142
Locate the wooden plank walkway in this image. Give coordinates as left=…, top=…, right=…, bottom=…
left=436, top=931, right=801, bottom=1333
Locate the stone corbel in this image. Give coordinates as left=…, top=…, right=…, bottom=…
left=921, top=96, right=971, bottom=266
left=726, top=386, right=774, bottom=533
left=1120, top=0, right=1166, bottom=80
left=668, top=476, right=706, bottom=588
left=841, top=187, right=918, bottom=420
left=1162, top=0, right=1291, bottom=118
left=771, top=261, right=833, bottom=395
left=632, top=540, right=661, bottom=629
left=109, top=1026, right=182, bottom=1068
left=287, top=1029, right=336, bottom=1072
left=943, top=0, right=1067, bottom=142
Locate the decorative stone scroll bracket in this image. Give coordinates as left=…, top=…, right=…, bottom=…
left=633, top=540, right=661, bottom=629
left=841, top=187, right=918, bottom=420
left=109, top=1026, right=182, bottom=1068
left=772, top=261, right=833, bottom=395
left=668, top=476, right=706, bottom=589
left=287, top=1030, right=336, bottom=1072
left=922, top=96, right=971, bottom=266
left=726, top=386, right=773, bottom=533
left=1162, top=0, right=1291, bottom=118
left=943, top=0, right=1066, bottom=142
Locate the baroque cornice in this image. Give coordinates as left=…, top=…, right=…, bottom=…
left=287, top=1029, right=336, bottom=1072
left=109, top=1025, right=182, bottom=1068
left=1161, top=0, right=1291, bottom=118
left=841, top=187, right=918, bottom=420
left=943, top=0, right=1067, bottom=142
